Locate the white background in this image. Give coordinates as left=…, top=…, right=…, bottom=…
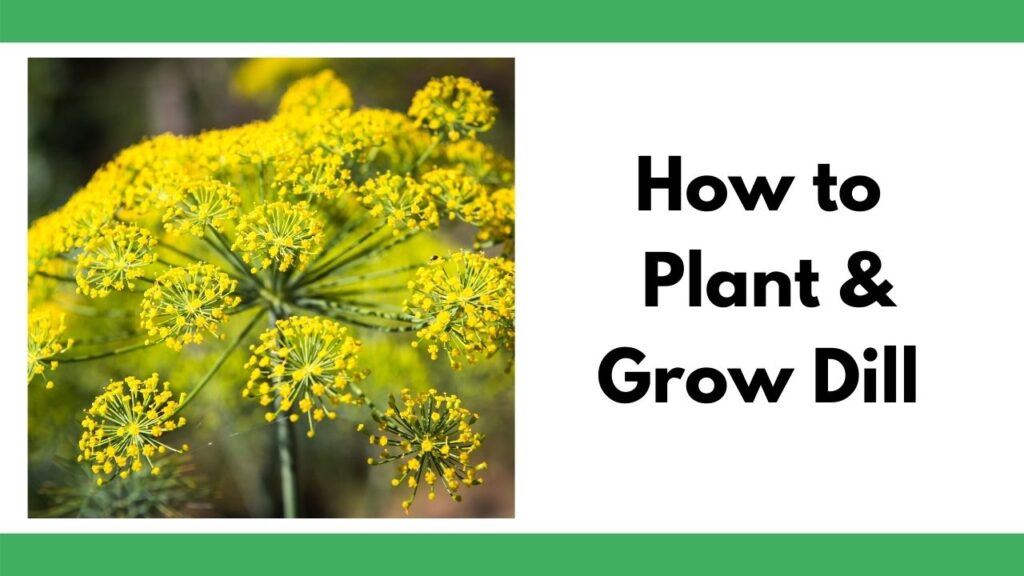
left=2, top=44, right=1023, bottom=532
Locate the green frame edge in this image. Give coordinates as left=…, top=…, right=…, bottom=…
left=2, top=534, right=1024, bottom=574
left=2, top=0, right=1024, bottom=41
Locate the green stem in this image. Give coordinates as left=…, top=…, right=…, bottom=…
left=414, top=139, right=439, bottom=169
left=210, top=229, right=254, bottom=278
left=347, top=380, right=380, bottom=415
left=174, top=308, right=265, bottom=415
left=268, top=308, right=299, bottom=518
left=295, top=298, right=415, bottom=323
left=291, top=223, right=385, bottom=288
left=297, top=231, right=415, bottom=289
left=55, top=338, right=160, bottom=363
left=33, top=271, right=76, bottom=283
left=276, top=409, right=299, bottom=518
left=296, top=263, right=419, bottom=294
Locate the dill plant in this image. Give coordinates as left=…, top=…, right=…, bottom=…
left=27, top=69, right=515, bottom=517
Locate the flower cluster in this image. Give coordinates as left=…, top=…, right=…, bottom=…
left=162, top=179, right=241, bottom=237
left=232, top=201, right=325, bottom=273
left=74, top=223, right=157, bottom=298
left=363, top=388, right=486, bottom=513
left=140, top=263, right=242, bottom=351
left=244, top=316, right=365, bottom=438
left=274, top=146, right=355, bottom=200
left=405, top=251, right=515, bottom=369
left=408, top=76, right=497, bottom=142
left=27, top=308, right=73, bottom=389
left=359, top=172, right=440, bottom=235
left=29, top=67, right=515, bottom=514
left=420, top=168, right=493, bottom=225
left=277, top=69, right=354, bottom=116
left=77, top=374, right=188, bottom=484
left=475, top=187, right=515, bottom=249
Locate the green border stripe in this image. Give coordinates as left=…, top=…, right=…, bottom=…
left=2, top=534, right=1023, bottom=574
left=2, top=1, right=1024, bottom=41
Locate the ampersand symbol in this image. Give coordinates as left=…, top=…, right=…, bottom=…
left=840, top=251, right=896, bottom=307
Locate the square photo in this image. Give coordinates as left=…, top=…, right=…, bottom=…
left=26, top=58, right=515, bottom=518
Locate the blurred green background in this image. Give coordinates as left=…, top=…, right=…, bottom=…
left=28, top=58, right=515, bottom=518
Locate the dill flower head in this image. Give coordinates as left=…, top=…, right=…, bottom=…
left=244, top=316, right=365, bottom=438
left=140, top=263, right=241, bottom=351
left=420, top=168, right=493, bottom=225
left=162, top=178, right=241, bottom=237
left=359, top=172, right=439, bottom=236
left=27, top=308, right=73, bottom=389
left=339, top=108, right=432, bottom=174
left=77, top=373, right=189, bottom=484
left=277, top=70, right=354, bottom=116
left=233, top=120, right=299, bottom=166
left=274, top=147, right=355, bottom=200
left=408, top=76, right=498, bottom=142
left=405, top=251, right=515, bottom=370
left=109, top=134, right=192, bottom=218
left=475, top=187, right=515, bottom=248
left=28, top=212, right=70, bottom=276
left=74, top=222, right=157, bottom=298
left=58, top=185, right=121, bottom=251
left=439, top=140, right=515, bottom=189
left=232, top=201, right=325, bottom=273
left=364, top=388, right=486, bottom=513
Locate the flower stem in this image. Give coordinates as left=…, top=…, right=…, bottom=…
left=174, top=308, right=265, bottom=416
left=55, top=338, right=159, bottom=363
left=276, top=406, right=299, bottom=518
left=269, top=308, right=299, bottom=518
left=414, top=139, right=439, bottom=169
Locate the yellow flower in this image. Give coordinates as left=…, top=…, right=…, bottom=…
left=27, top=211, right=71, bottom=276
left=359, top=172, right=439, bottom=236
left=232, top=201, right=325, bottom=273
left=109, top=134, right=192, bottom=218
left=27, top=307, right=73, bottom=388
left=162, top=179, right=241, bottom=237
left=475, top=187, right=515, bottom=248
left=420, top=168, right=493, bottom=225
left=77, top=373, right=188, bottom=482
left=408, top=76, right=497, bottom=142
left=438, top=140, right=515, bottom=189
left=273, top=147, right=355, bottom=200
left=140, top=263, right=241, bottom=351
left=277, top=70, right=354, bottom=116
left=405, top=251, right=515, bottom=370
left=55, top=183, right=121, bottom=252
left=233, top=120, right=298, bottom=167
left=244, top=316, right=365, bottom=437
left=364, top=388, right=486, bottom=513
left=74, top=222, right=157, bottom=298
